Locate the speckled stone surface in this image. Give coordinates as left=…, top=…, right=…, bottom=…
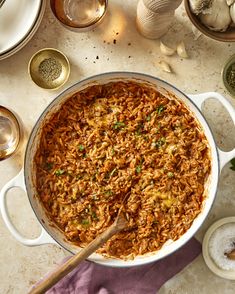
left=0, top=1, right=235, bottom=293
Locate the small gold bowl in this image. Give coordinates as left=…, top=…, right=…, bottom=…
left=50, top=0, right=108, bottom=32
left=28, top=48, right=70, bottom=90
left=222, top=54, right=235, bottom=98
left=0, top=106, right=21, bottom=160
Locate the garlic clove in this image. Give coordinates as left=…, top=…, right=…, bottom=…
left=160, top=41, right=175, bottom=56
left=177, top=41, right=188, bottom=58
left=158, top=60, right=172, bottom=73
left=231, top=3, right=235, bottom=23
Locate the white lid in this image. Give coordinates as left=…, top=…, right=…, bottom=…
left=0, top=0, right=41, bottom=55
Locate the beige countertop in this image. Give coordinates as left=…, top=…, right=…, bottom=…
left=0, top=1, right=235, bottom=293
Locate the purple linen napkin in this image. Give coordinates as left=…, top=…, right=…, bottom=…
left=34, top=238, right=201, bottom=294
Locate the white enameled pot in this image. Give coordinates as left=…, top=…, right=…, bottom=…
left=1, top=72, right=235, bottom=267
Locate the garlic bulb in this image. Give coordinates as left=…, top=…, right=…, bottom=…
left=160, top=41, right=175, bottom=56
left=231, top=3, right=235, bottom=23
left=189, top=0, right=212, bottom=15
left=177, top=41, right=188, bottom=58
left=199, top=0, right=231, bottom=32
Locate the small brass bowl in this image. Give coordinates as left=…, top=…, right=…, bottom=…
left=50, top=0, right=108, bottom=32
left=222, top=54, right=235, bottom=98
left=28, top=48, right=70, bottom=90
left=185, top=0, right=235, bottom=42
left=0, top=106, right=21, bottom=160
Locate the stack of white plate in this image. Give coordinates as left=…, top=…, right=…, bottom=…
left=0, top=0, right=46, bottom=61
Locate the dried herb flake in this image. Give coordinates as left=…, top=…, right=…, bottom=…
left=155, top=137, right=166, bottom=148
left=146, top=115, right=151, bottom=121
left=55, top=169, right=65, bottom=176
left=81, top=219, right=90, bottom=225
left=113, top=121, right=126, bottom=130
left=78, top=145, right=85, bottom=151
left=156, top=105, right=165, bottom=115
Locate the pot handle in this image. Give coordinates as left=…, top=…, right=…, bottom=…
left=188, top=92, right=235, bottom=171
left=0, top=169, right=56, bottom=246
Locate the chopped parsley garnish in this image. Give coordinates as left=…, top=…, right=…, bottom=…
left=78, top=144, right=85, bottom=151
left=156, top=105, right=165, bottom=115
left=105, top=190, right=113, bottom=196
left=230, top=158, right=235, bottom=171
left=146, top=115, right=151, bottom=121
left=135, top=123, right=144, bottom=136
left=167, top=172, right=174, bottom=178
left=113, top=121, right=126, bottom=130
left=91, top=211, right=98, bottom=220
left=81, top=219, right=90, bottom=225
left=55, top=169, right=65, bottom=176
left=76, top=174, right=83, bottom=180
left=136, top=165, right=142, bottom=173
left=155, top=137, right=166, bottom=148
left=135, top=129, right=142, bottom=136
left=136, top=158, right=143, bottom=174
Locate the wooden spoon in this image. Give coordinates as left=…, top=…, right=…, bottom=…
left=29, top=212, right=128, bottom=294
left=225, top=248, right=235, bottom=260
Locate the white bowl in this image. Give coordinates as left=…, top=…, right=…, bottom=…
left=0, top=0, right=46, bottom=60
left=203, top=217, right=235, bottom=280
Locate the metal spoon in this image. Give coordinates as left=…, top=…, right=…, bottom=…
left=225, top=248, right=235, bottom=260
left=0, top=0, right=6, bottom=9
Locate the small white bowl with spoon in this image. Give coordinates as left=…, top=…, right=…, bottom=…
left=203, top=217, right=235, bottom=280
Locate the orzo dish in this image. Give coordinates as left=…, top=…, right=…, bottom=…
left=35, top=81, right=211, bottom=259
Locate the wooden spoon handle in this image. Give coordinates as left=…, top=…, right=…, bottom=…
left=29, top=224, right=119, bottom=294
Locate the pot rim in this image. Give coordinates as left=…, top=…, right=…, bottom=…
left=24, top=71, right=220, bottom=266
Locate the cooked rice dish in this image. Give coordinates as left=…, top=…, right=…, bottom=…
left=35, top=81, right=211, bottom=259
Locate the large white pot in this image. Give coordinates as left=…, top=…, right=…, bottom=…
left=1, top=72, right=235, bottom=267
